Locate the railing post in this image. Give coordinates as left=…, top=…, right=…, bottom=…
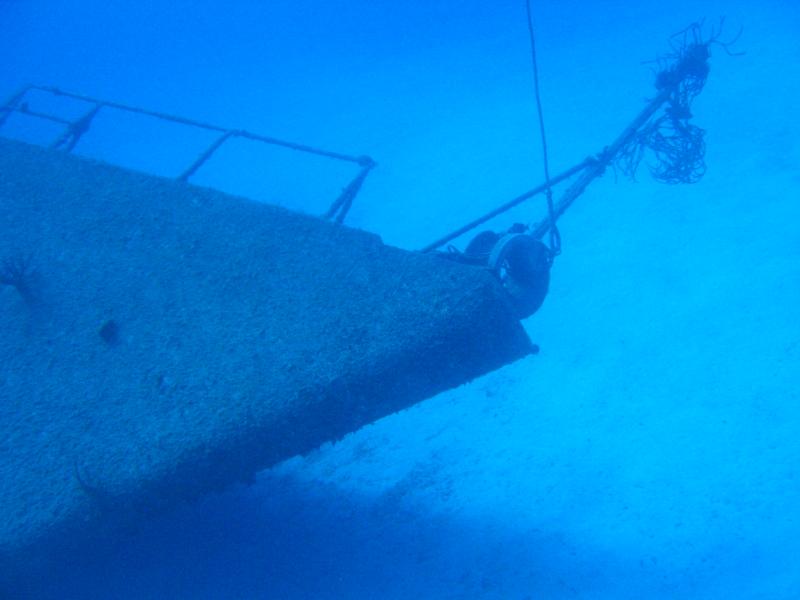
left=50, top=103, right=103, bottom=152
left=178, top=130, right=235, bottom=182
left=0, top=85, right=31, bottom=129
left=324, top=157, right=376, bottom=224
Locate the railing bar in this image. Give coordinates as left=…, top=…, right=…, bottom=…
left=1, top=106, right=73, bottom=125
left=30, top=85, right=227, bottom=133
left=234, top=130, right=364, bottom=164
left=30, top=85, right=365, bottom=164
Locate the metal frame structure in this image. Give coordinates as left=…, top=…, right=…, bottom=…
left=0, top=84, right=375, bottom=224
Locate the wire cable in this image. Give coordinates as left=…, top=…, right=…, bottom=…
left=525, top=0, right=561, bottom=256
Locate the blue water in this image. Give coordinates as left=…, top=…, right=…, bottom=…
left=2, top=0, right=799, bottom=598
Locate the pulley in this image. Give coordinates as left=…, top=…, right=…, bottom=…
left=461, top=227, right=552, bottom=319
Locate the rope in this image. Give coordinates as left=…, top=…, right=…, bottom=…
left=529, top=88, right=672, bottom=240
left=525, top=0, right=560, bottom=257
left=423, top=22, right=717, bottom=254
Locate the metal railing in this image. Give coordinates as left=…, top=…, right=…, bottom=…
left=0, top=84, right=376, bottom=224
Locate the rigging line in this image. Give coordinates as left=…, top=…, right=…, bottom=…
left=525, top=0, right=561, bottom=256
